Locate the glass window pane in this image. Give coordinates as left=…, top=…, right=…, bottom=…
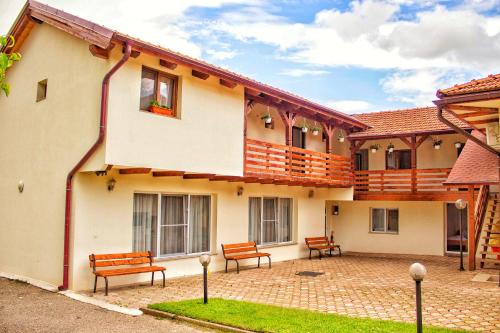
left=160, top=195, right=186, bottom=255
left=387, top=209, right=399, bottom=232
left=132, top=193, right=158, bottom=255
left=371, top=208, right=385, bottom=232
left=140, top=68, right=156, bottom=110
left=386, top=152, right=396, bottom=170
left=262, top=198, right=277, bottom=243
left=279, top=198, right=292, bottom=242
left=399, top=151, right=411, bottom=169
left=249, top=197, right=262, bottom=244
left=159, top=75, right=174, bottom=109
left=189, top=195, right=210, bottom=253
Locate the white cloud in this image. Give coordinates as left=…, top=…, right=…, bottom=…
left=325, top=100, right=373, bottom=114
left=206, top=49, right=238, bottom=60
left=279, top=68, right=329, bottom=77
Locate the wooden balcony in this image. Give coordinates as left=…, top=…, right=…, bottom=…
left=244, top=139, right=352, bottom=187
left=354, top=168, right=471, bottom=201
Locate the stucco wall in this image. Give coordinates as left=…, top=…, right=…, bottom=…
left=327, top=200, right=445, bottom=255
left=358, top=133, right=466, bottom=170
left=0, top=24, right=108, bottom=285
left=70, top=170, right=353, bottom=290
left=105, top=49, right=245, bottom=176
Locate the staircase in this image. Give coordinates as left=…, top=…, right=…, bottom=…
left=479, top=193, right=500, bottom=269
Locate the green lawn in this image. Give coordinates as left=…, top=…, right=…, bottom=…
left=149, top=298, right=465, bottom=333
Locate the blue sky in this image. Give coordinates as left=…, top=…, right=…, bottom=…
left=2, top=0, right=499, bottom=114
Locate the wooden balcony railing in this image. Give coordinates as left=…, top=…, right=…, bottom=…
left=354, top=168, right=455, bottom=193
left=244, top=138, right=352, bottom=186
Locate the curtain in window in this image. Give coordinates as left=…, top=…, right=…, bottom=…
left=159, top=75, right=174, bottom=108
left=160, top=195, right=186, bottom=255
left=279, top=198, right=292, bottom=242
left=248, top=197, right=262, bottom=244
left=262, top=198, right=277, bottom=243
left=140, top=68, right=156, bottom=110
left=132, top=193, right=158, bottom=255
left=189, top=195, right=210, bottom=253
left=371, top=208, right=385, bottom=232
left=387, top=209, right=399, bottom=232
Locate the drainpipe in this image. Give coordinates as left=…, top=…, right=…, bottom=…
left=436, top=106, right=500, bottom=156
left=59, top=42, right=132, bottom=291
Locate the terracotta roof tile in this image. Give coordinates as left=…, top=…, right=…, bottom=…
left=445, top=131, right=498, bottom=185
left=437, top=74, right=500, bottom=97
left=349, top=107, right=469, bottom=138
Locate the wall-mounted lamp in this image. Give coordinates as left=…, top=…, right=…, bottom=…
left=18, top=181, right=24, bottom=193
left=107, top=178, right=116, bottom=192
left=454, top=142, right=462, bottom=149
left=237, top=186, right=244, bottom=196
left=332, top=205, right=339, bottom=215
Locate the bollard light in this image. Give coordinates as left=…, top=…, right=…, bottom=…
left=409, top=263, right=426, bottom=333
left=455, top=199, right=467, bottom=271
left=199, top=254, right=211, bottom=304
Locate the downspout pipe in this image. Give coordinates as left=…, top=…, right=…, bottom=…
left=59, top=42, right=132, bottom=291
left=436, top=106, right=500, bottom=157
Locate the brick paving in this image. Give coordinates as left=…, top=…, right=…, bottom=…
left=86, top=253, right=500, bottom=332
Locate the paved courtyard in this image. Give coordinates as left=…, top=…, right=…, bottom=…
left=87, top=253, right=500, bottom=332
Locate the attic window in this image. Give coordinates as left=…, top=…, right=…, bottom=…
left=36, top=79, right=47, bottom=102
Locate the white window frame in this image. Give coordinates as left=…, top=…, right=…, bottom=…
left=369, top=207, right=399, bottom=234
left=134, top=192, right=212, bottom=258
left=250, top=196, right=293, bottom=246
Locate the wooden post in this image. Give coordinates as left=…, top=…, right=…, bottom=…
left=277, top=109, right=296, bottom=179
left=411, top=136, right=417, bottom=193
left=243, top=99, right=252, bottom=175
left=321, top=123, right=335, bottom=154
left=467, top=185, right=476, bottom=271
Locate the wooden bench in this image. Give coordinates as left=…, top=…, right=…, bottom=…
left=305, top=237, right=341, bottom=259
left=221, top=242, right=271, bottom=273
left=89, top=251, right=165, bottom=295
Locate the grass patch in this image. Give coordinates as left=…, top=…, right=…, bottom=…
left=149, top=298, right=464, bottom=333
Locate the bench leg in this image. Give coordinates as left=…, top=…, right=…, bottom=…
left=151, top=271, right=155, bottom=286
left=309, top=249, right=312, bottom=260
left=268, top=256, right=271, bottom=269
left=104, top=277, right=109, bottom=296
left=258, top=257, right=260, bottom=268
left=93, top=275, right=98, bottom=293
left=161, top=270, right=165, bottom=288
left=317, top=249, right=322, bottom=260
left=225, top=260, right=228, bottom=273
left=236, top=260, right=240, bottom=274
left=338, top=247, right=342, bottom=257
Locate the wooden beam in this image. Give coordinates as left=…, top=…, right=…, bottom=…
left=152, top=171, right=185, bottom=177
left=415, top=135, right=429, bottom=149
left=183, top=173, right=215, bottom=179
left=321, top=123, right=335, bottom=154
left=192, top=70, right=210, bottom=80
left=159, top=59, right=177, bottom=70
left=277, top=109, right=297, bottom=146
left=468, top=118, right=498, bottom=125
left=119, top=168, right=151, bottom=175
left=219, top=78, right=237, bottom=89
left=89, top=44, right=114, bottom=59
left=209, top=175, right=243, bottom=181
left=457, top=110, right=498, bottom=118
left=448, top=105, right=498, bottom=113
left=399, top=136, right=412, bottom=148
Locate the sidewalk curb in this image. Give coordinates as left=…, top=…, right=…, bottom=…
left=141, top=307, right=254, bottom=333
left=61, top=290, right=143, bottom=316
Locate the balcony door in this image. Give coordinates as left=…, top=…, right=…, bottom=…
left=386, top=150, right=411, bottom=170
left=292, top=126, right=306, bottom=149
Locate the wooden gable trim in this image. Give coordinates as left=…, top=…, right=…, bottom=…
left=152, top=171, right=185, bottom=177
left=219, top=78, right=237, bottom=89
left=119, top=168, right=151, bottom=174
left=159, top=59, right=177, bottom=70
left=192, top=69, right=210, bottom=80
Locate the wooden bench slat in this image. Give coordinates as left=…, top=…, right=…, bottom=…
left=223, top=246, right=258, bottom=254
left=93, top=257, right=151, bottom=267
left=222, top=242, right=256, bottom=249
left=91, top=252, right=150, bottom=260
left=96, top=266, right=165, bottom=277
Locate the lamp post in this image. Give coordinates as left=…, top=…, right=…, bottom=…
left=409, top=263, right=427, bottom=333
left=199, top=254, right=211, bottom=304
left=455, top=199, right=467, bottom=271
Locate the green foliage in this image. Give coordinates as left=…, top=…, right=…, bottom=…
left=149, top=100, right=160, bottom=107
left=149, top=298, right=465, bottom=333
left=0, top=35, right=21, bottom=97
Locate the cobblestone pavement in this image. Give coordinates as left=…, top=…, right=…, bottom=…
left=0, top=278, right=213, bottom=333
left=87, top=253, right=500, bottom=332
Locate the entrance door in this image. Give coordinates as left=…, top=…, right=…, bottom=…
left=445, top=203, right=468, bottom=253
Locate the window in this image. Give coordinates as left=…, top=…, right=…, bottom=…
left=386, top=150, right=411, bottom=170
left=355, top=149, right=368, bottom=171
left=140, top=67, right=178, bottom=114
left=249, top=197, right=292, bottom=245
left=133, top=193, right=210, bottom=257
left=370, top=208, right=399, bottom=233
left=36, top=79, right=47, bottom=102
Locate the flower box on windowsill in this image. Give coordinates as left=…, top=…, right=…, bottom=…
left=149, top=105, right=174, bottom=117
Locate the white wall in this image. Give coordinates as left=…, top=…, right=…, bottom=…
left=71, top=170, right=353, bottom=290
left=328, top=200, right=445, bottom=255
left=105, top=50, right=245, bottom=176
